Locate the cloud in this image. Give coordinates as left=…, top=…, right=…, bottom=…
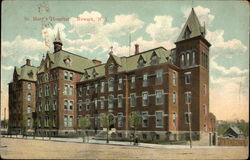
left=211, top=56, right=249, bottom=75
left=1, top=65, right=14, bottom=71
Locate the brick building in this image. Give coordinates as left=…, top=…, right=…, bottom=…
left=8, top=8, right=216, bottom=143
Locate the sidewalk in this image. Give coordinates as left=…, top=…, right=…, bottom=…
left=1, top=135, right=246, bottom=149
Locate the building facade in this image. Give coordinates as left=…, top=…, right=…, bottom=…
left=8, top=9, right=216, bottom=142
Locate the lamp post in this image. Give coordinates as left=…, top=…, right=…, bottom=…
left=187, top=102, right=192, bottom=148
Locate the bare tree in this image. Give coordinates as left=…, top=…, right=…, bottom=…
left=79, top=116, right=91, bottom=143
left=129, top=112, right=142, bottom=145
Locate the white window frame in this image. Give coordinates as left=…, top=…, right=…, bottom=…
left=27, top=83, right=32, bottom=90
left=64, top=71, right=68, bottom=80
left=69, top=86, right=74, bottom=96
left=142, top=91, right=149, bottom=106
left=118, top=78, right=123, bottom=90
left=108, top=95, right=114, bottom=108
left=155, top=111, right=163, bottom=128
left=173, top=71, right=177, bottom=86
left=131, top=76, right=136, bottom=89
left=69, top=72, right=74, bottom=81
left=155, top=90, right=164, bottom=105
left=185, top=72, right=191, bottom=84
left=156, top=70, right=163, bottom=84
left=117, top=113, right=123, bottom=127
left=130, top=93, right=136, bottom=107
left=101, top=81, right=105, bottom=93
left=118, top=94, right=123, bottom=108
left=100, top=97, right=105, bottom=109
left=143, top=73, right=148, bottom=87
left=142, top=111, right=149, bottom=127
left=173, top=91, right=177, bottom=104
left=185, top=91, right=192, bottom=104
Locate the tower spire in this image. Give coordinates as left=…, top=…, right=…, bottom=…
left=53, top=28, right=63, bottom=53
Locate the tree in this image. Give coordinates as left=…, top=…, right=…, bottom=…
left=99, top=113, right=114, bottom=143
left=236, top=119, right=249, bottom=137
left=48, top=118, right=54, bottom=140
left=79, top=116, right=91, bottom=143
left=129, top=112, right=142, bottom=145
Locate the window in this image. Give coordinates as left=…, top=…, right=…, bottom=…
left=130, top=93, right=136, bottom=107
left=108, top=95, right=114, bottom=108
left=69, top=86, right=74, bottom=95
left=108, top=63, right=115, bottom=74
left=173, top=92, right=177, bottom=104
left=78, top=87, right=82, bottom=97
left=142, top=112, right=148, bottom=127
left=70, top=72, right=74, bottom=80
left=46, top=85, right=50, bottom=96
left=94, top=83, right=98, bottom=93
left=151, top=55, right=158, bottom=65
left=64, top=71, right=68, bottom=80
left=155, top=111, right=163, bottom=127
left=185, top=92, right=192, bottom=104
left=118, top=95, right=123, bottom=108
left=53, top=100, right=57, bottom=110
left=86, top=85, right=90, bottom=95
left=64, top=100, right=68, bottom=110
left=173, top=72, right=177, bottom=86
left=155, top=90, right=163, bottom=105
left=69, top=101, right=73, bottom=110
left=94, top=99, right=98, bottom=109
left=27, top=83, right=32, bottom=90
left=192, top=51, right=196, bottom=65
left=173, top=112, right=177, bottom=127
left=184, top=26, right=191, bottom=39
left=143, top=73, right=148, bottom=87
left=39, top=87, right=42, bottom=97
left=64, top=115, right=68, bottom=127
left=86, top=99, right=90, bottom=110
left=27, top=118, right=31, bottom=127
left=68, top=116, right=73, bottom=127
left=53, top=84, right=57, bottom=95
left=118, top=78, right=123, bottom=90
left=203, top=84, right=207, bottom=96
left=108, top=78, right=114, bottom=92
left=131, top=76, right=136, bottom=89
left=185, top=72, right=191, bottom=84
left=142, top=92, right=149, bottom=106
left=78, top=100, right=82, bottom=111
left=44, top=116, right=49, bottom=127
left=181, top=54, right=184, bottom=66
left=101, top=81, right=105, bottom=93
left=186, top=53, right=190, bottom=66
left=27, top=106, right=31, bottom=113
left=184, top=112, right=191, bottom=124
left=203, top=104, right=207, bottom=114
left=156, top=70, right=163, bottom=84
left=100, top=97, right=105, bottom=109
left=64, top=85, right=68, bottom=95
left=117, top=113, right=123, bottom=127
left=138, top=58, right=145, bottom=68
left=27, top=93, right=32, bottom=101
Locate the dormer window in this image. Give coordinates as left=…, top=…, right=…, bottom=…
left=63, top=57, right=72, bottom=66
left=151, top=54, right=159, bottom=65
left=93, top=69, right=98, bottom=78
left=108, top=63, right=115, bottom=74
left=28, top=70, right=33, bottom=78
left=184, top=26, right=191, bottom=39
left=138, top=57, right=145, bottom=68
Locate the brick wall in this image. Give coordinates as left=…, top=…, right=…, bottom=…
left=218, top=137, right=248, bottom=146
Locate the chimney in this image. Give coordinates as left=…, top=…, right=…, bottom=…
left=26, top=59, right=31, bottom=66
left=135, top=44, right=139, bottom=54
left=92, top=59, right=102, bottom=65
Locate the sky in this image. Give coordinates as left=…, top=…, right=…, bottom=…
left=1, top=0, right=249, bottom=121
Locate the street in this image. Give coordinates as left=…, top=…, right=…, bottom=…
left=0, top=137, right=248, bottom=159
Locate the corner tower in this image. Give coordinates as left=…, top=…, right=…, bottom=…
left=175, top=8, right=211, bottom=134
left=53, top=29, right=63, bottom=53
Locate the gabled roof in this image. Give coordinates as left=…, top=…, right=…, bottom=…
left=229, top=126, right=243, bottom=135
left=79, top=47, right=172, bottom=82
left=38, top=50, right=95, bottom=74
left=176, top=8, right=205, bottom=42
left=14, top=65, right=38, bottom=82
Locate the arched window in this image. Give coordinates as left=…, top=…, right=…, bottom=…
left=108, top=63, right=115, bottom=74
left=186, top=53, right=190, bottom=66
left=27, top=83, right=32, bottom=90
left=192, top=51, right=196, bottom=65
left=181, top=54, right=184, bottom=66
left=184, top=26, right=191, bottom=39
left=27, top=93, right=32, bottom=101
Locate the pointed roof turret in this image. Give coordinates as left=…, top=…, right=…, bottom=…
left=176, top=8, right=206, bottom=42
left=53, top=28, right=63, bottom=53
left=54, top=28, right=62, bottom=43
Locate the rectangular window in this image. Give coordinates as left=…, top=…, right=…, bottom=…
left=156, top=90, right=163, bottom=105
left=86, top=85, right=90, bottom=95
left=53, top=100, right=57, bottom=110
left=181, top=55, right=184, bottom=66
left=108, top=78, right=114, bottom=92
left=95, top=83, right=98, bottom=93
left=27, top=83, right=32, bottom=90
left=64, top=71, right=68, bottom=80
left=173, top=72, right=177, bottom=86
left=173, top=92, right=177, bottom=104
left=86, top=99, right=90, bottom=110
left=142, top=111, right=148, bottom=127
left=69, top=86, right=74, bottom=96
left=173, top=112, right=177, bottom=127
left=155, top=111, right=163, bottom=127
left=185, top=72, right=191, bottom=84
left=143, top=73, right=148, bottom=87
left=94, top=99, right=98, bottom=109
left=203, top=104, right=207, bottom=114
left=184, top=112, right=191, bottom=124
left=108, top=95, right=114, bottom=108
left=78, top=100, right=82, bottom=111
left=118, top=78, right=123, bottom=90
left=130, top=93, right=136, bottom=107
left=187, top=53, right=190, bottom=66
left=68, top=116, right=73, bottom=127
left=64, top=85, right=68, bottom=95
left=101, top=81, right=105, bottom=93
left=142, top=92, right=149, bottom=106
left=53, top=84, right=57, bottom=95
left=64, top=115, right=68, bottom=127
left=64, top=100, right=68, bottom=110
left=100, top=97, right=105, bottom=109
left=78, top=87, right=82, bottom=97
left=185, top=92, right=192, bottom=104
left=203, top=84, right=207, bottom=96
left=118, top=95, right=123, bottom=108
left=70, top=72, right=74, bottom=80
left=131, top=76, right=136, bottom=89
left=117, top=113, right=123, bottom=127
left=192, top=51, right=195, bottom=65
left=69, top=101, right=73, bottom=110
left=156, top=70, right=163, bottom=84
left=39, top=87, right=42, bottom=97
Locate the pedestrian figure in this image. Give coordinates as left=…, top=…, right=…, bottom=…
left=135, top=135, right=139, bottom=146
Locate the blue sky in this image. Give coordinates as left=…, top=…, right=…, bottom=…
left=1, top=0, right=249, bottom=121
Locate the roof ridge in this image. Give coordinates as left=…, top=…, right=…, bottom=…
left=125, top=46, right=168, bottom=58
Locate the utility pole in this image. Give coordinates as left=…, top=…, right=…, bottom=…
left=187, top=102, right=192, bottom=148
